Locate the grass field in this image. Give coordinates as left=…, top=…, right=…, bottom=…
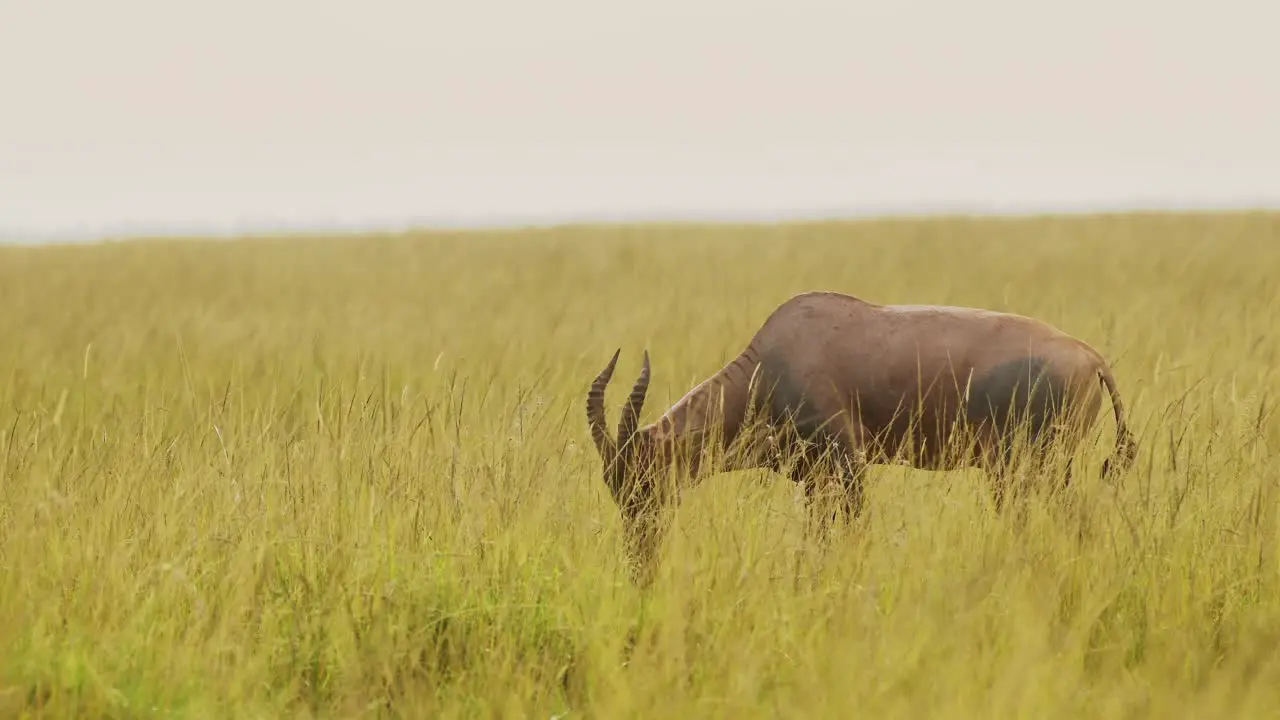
left=1, top=212, right=1278, bottom=718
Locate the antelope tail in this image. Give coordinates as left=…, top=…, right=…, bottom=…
left=1098, top=363, right=1138, bottom=479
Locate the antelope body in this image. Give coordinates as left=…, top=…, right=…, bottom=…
left=587, top=291, right=1138, bottom=578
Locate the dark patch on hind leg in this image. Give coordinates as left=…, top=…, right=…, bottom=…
left=966, top=356, right=1067, bottom=445
left=969, top=356, right=1069, bottom=510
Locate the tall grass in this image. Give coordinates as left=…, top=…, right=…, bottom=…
left=0, top=213, right=1277, bottom=718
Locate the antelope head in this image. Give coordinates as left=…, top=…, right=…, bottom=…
left=585, top=349, right=673, bottom=577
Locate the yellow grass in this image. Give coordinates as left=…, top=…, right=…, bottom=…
left=1, top=212, right=1278, bottom=718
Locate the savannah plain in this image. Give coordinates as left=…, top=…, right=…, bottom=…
left=0, top=212, right=1277, bottom=718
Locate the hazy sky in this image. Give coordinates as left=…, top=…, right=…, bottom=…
left=2, top=0, right=1277, bottom=241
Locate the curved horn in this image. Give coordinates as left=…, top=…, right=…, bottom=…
left=616, top=350, right=651, bottom=450
left=587, top=349, right=621, bottom=459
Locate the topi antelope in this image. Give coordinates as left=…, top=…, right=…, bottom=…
left=586, top=291, right=1138, bottom=581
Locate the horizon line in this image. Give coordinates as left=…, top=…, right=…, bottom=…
left=3, top=197, right=1278, bottom=246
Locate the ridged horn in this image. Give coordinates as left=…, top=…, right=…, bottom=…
left=616, top=350, right=651, bottom=450
left=587, top=349, right=621, bottom=459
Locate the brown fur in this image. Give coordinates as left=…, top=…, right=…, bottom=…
left=586, top=291, right=1138, bottom=581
